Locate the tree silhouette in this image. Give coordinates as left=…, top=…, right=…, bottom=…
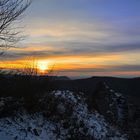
left=0, top=0, right=31, bottom=49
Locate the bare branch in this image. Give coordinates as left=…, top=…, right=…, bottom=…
left=0, top=0, right=31, bottom=49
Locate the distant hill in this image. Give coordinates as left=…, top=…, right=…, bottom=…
left=53, top=76, right=140, bottom=106
left=0, top=74, right=140, bottom=106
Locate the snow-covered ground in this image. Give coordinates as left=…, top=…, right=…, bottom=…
left=0, top=90, right=127, bottom=140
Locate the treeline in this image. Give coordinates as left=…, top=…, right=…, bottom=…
left=0, top=74, right=57, bottom=111
left=0, top=74, right=55, bottom=97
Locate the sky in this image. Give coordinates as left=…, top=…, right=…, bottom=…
left=0, top=0, right=140, bottom=78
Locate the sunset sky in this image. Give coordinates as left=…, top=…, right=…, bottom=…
left=0, top=0, right=140, bottom=78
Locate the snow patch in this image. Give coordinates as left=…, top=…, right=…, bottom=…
left=0, top=90, right=127, bottom=140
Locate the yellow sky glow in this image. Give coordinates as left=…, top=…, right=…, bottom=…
left=0, top=53, right=139, bottom=77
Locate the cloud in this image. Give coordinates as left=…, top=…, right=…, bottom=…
left=1, top=40, right=140, bottom=63
left=56, top=64, right=140, bottom=73
left=21, top=0, right=140, bottom=58
left=22, top=18, right=140, bottom=57
left=1, top=0, right=140, bottom=77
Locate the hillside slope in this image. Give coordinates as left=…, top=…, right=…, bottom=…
left=0, top=90, right=129, bottom=140
left=0, top=83, right=139, bottom=140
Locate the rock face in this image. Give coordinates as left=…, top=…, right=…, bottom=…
left=90, top=82, right=140, bottom=140
left=0, top=90, right=128, bottom=140
left=0, top=83, right=139, bottom=140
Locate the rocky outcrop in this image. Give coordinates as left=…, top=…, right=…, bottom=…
left=0, top=83, right=139, bottom=140
left=0, top=91, right=128, bottom=140
left=90, top=82, right=140, bottom=140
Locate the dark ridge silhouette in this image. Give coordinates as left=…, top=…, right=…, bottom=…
left=53, top=76, right=140, bottom=106
left=0, top=74, right=140, bottom=107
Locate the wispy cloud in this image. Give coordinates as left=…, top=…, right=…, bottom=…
left=1, top=0, right=140, bottom=77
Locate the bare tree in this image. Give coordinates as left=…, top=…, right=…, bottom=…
left=0, top=0, right=31, bottom=49
left=22, top=57, right=38, bottom=76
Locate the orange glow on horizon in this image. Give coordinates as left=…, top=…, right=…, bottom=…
left=37, top=60, right=49, bottom=74
left=0, top=54, right=139, bottom=77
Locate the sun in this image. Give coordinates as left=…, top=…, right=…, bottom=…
left=37, top=61, right=49, bottom=73
left=39, top=65, right=47, bottom=71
